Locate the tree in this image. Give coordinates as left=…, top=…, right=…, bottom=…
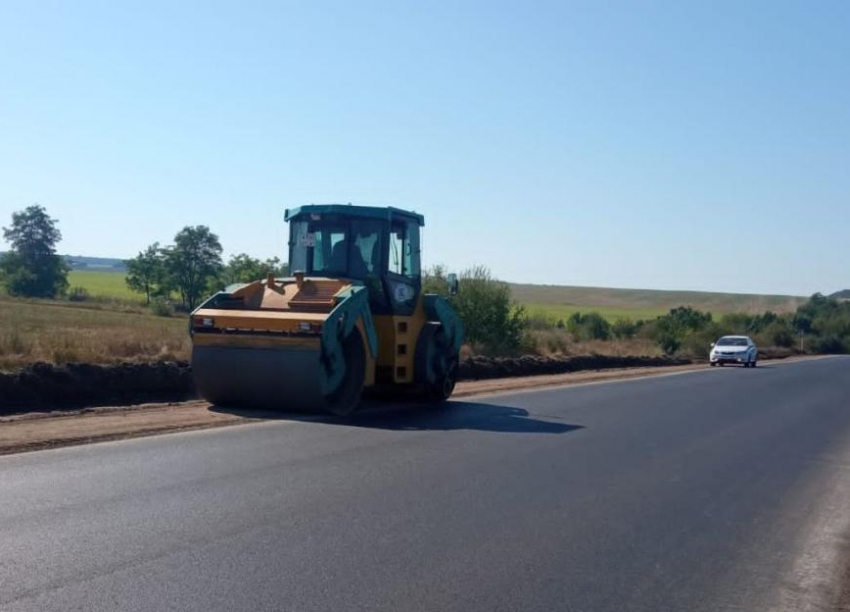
left=422, top=264, right=451, bottom=295
left=422, top=264, right=528, bottom=354
left=456, top=266, right=527, bottom=354
left=221, top=254, right=288, bottom=286
left=164, top=226, right=223, bottom=310
left=652, top=306, right=713, bottom=355
left=125, top=243, right=166, bottom=304
left=0, top=205, right=69, bottom=297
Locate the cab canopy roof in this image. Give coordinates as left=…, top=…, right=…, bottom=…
left=285, top=204, right=425, bottom=226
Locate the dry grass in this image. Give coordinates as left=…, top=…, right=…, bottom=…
left=0, top=297, right=189, bottom=371
left=526, top=329, right=662, bottom=357
left=460, top=330, right=663, bottom=359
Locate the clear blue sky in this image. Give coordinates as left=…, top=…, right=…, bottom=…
left=1, top=1, right=848, bottom=296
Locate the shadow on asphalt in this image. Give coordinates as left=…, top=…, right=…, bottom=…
left=210, top=400, right=583, bottom=435
left=712, top=365, right=777, bottom=370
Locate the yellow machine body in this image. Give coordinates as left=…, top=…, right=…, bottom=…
left=190, top=205, right=463, bottom=415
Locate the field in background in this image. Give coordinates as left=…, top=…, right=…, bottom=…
left=68, top=270, right=137, bottom=301
left=0, top=296, right=188, bottom=370
left=511, top=283, right=806, bottom=321
left=0, top=270, right=811, bottom=370
left=66, top=270, right=808, bottom=320
left=525, top=303, right=667, bottom=323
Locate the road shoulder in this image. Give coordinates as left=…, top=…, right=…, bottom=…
left=0, top=357, right=826, bottom=456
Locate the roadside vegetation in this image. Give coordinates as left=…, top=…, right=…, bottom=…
left=0, top=205, right=69, bottom=298
left=425, top=266, right=849, bottom=360
left=1, top=205, right=846, bottom=371
left=0, top=297, right=188, bottom=371
left=511, top=284, right=806, bottom=317
left=125, top=229, right=286, bottom=311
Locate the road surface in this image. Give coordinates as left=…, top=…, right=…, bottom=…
left=1, top=357, right=849, bottom=611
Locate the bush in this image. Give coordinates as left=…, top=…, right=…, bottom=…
left=764, top=321, right=795, bottom=348
left=611, top=318, right=638, bottom=339
left=425, top=265, right=528, bottom=355
left=652, top=306, right=713, bottom=355
left=678, top=327, right=722, bottom=359
left=527, top=312, right=557, bottom=331
left=811, top=334, right=847, bottom=354
left=791, top=293, right=850, bottom=354
left=566, top=312, right=611, bottom=341
left=67, top=286, right=90, bottom=302
left=150, top=297, right=175, bottom=317
left=657, top=332, right=682, bottom=356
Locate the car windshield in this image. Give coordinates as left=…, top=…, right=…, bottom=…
left=717, top=337, right=748, bottom=346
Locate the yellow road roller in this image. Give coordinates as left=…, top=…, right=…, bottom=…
left=190, top=205, right=463, bottom=415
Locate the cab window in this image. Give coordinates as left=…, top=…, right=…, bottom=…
left=388, top=219, right=420, bottom=279
left=350, top=220, right=383, bottom=278
left=312, top=226, right=347, bottom=273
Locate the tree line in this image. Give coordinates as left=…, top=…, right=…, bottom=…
left=0, top=205, right=287, bottom=311
left=2, top=205, right=847, bottom=356
left=533, top=299, right=850, bottom=356
left=125, top=230, right=286, bottom=311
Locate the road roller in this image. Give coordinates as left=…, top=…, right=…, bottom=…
left=189, top=205, right=464, bottom=415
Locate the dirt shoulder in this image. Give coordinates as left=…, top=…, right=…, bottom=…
left=0, top=357, right=823, bottom=456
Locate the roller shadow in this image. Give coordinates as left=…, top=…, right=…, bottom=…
left=210, top=400, right=583, bottom=435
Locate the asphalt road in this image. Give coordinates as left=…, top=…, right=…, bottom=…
left=2, top=357, right=850, bottom=612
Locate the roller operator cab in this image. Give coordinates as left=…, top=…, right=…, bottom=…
left=190, top=205, right=464, bottom=415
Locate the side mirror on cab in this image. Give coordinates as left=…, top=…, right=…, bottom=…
left=710, top=342, right=715, bottom=348
left=447, top=273, right=459, bottom=296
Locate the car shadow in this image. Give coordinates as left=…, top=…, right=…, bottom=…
left=713, top=365, right=776, bottom=370
left=209, top=400, right=583, bottom=435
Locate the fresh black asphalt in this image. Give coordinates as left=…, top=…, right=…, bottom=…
left=1, top=357, right=849, bottom=611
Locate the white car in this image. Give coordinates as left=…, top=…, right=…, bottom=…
left=710, top=335, right=758, bottom=368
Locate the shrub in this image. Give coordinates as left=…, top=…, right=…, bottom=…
left=67, top=286, right=90, bottom=302
left=527, top=312, right=557, bottom=331
left=441, top=265, right=528, bottom=355
left=150, top=297, right=175, bottom=317
left=811, top=334, right=847, bottom=354
left=566, top=312, right=612, bottom=341
left=764, top=321, right=795, bottom=348
left=611, top=318, right=638, bottom=339
left=679, top=327, right=722, bottom=359
left=652, top=306, right=712, bottom=354
left=657, top=332, right=682, bottom=356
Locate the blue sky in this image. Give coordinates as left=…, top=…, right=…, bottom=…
left=1, top=0, right=848, bottom=295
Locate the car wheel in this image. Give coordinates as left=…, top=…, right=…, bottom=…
left=710, top=362, right=717, bottom=367
left=751, top=360, right=757, bottom=369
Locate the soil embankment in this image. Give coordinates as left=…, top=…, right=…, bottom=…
left=1, top=355, right=691, bottom=414
left=0, top=361, right=196, bottom=413
left=0, top=355, right=824, bottom=455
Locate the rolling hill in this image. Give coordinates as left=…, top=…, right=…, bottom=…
left=510, top=283, right=808, bottom=321
left=64, top=255, right=126, bottom=272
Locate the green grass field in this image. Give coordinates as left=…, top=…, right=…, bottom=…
left=511, top=283, right=807, bottom=322
left=0, top=270, right=814, bottom=369
left=67, top=270, right=137, bottom=300
left=66, top=269, right=809, bottom=323
left=525, top=303, right=667, bottom=323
